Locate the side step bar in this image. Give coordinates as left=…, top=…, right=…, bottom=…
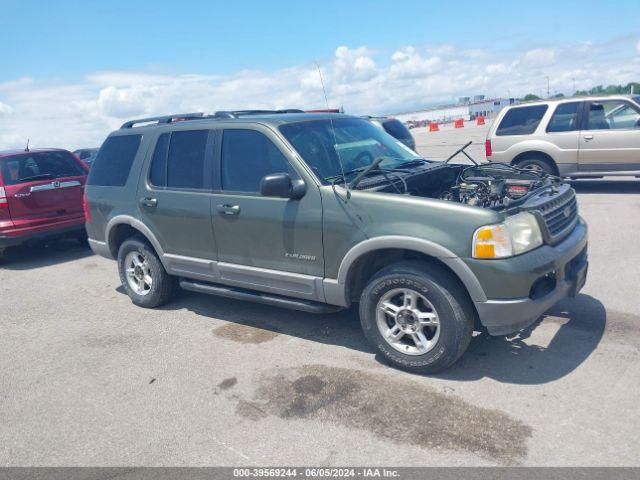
left=179, top=280, right=343, bottom=314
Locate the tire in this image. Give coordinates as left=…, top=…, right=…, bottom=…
left=514, top=157, right=556, bottom=175
left=359, top=261, right=474, bottom=374
left=117, top=237, right=177, bottom=308
left=75, top=229, right=89, bottom=245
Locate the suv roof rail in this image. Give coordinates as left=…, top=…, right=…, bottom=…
left=120, top=112, right=206, bottom=129
left=212, top=109, right=304, bottom=119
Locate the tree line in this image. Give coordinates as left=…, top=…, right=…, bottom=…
left=522, top=81, right=639, bottom=101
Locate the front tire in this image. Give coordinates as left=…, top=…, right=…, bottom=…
left=359, top=261, right=473, bottom=374
left=117, top=237, right=177, bottom=308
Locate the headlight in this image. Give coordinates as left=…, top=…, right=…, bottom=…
left=473, top=212, right=543, bottom=259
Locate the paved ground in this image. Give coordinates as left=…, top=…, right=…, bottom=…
left=1, top=129, right=639, bottom=466
left=413, top=120, right=491, bottom=162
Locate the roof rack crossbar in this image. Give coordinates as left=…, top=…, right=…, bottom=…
left=120, top=112, right=206, bottom=129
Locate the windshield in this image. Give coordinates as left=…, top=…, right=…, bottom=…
left=279, top=117, right=422, bottom=183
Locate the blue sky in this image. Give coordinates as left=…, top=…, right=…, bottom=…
left=0, top=0, right=639, bottom=148
left=1, top=0, right=639, bottom=80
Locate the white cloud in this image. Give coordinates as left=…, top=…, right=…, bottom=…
left=637, top=40, right=640, bottom=53
left=485, top=63, right=510, bottom=75
left=0, top=37, right=637, bottom=149
left=519, top=48, right=557, bottom=67
left=0, top=101, right=13, bottom=116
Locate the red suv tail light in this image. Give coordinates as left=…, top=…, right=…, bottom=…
left=0, top=186, right=7, bottom=207
left=485, top=139, right=492, bottom=157
left=82, top=193, right=91, bottom=222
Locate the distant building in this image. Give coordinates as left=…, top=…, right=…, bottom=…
left=390, top=97, right=517, bottom=125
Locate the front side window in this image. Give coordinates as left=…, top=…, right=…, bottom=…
left=88, top=135, right=141, bottom=187
left=587, top=100, right=640, bottom=130
left=221, top=129, right=293, bottom=193
left=166, top=130, right=209, bottom=189
left=1, top=151, right=86, bottom=186
left=547, top=102, right=581, bottom=133
left=496, top=105, right=548, bottom=136
left=279, top=117, right=421, bottom=183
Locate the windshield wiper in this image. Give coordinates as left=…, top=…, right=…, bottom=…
left=16, top=173, right=55, bottom=182
left=349, top=156, right=393, bottom=190
left=396, top=158, right=429, bottom=168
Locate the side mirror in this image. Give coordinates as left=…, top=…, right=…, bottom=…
left=260, top=172, right=306, bottom=200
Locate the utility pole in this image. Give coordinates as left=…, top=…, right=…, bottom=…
left=546, top=76, right=550, bottom=98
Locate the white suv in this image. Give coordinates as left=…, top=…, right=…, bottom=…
left=485, top=95, right=640, bottom=177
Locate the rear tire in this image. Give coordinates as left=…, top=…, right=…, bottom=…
left=117, top=237, right=177, bottom=308
left=359, top=261, right=474, bottom=374
left=514, top=157, right=556, bottom=175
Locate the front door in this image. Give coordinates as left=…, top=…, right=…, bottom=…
left=137, top=128, right=217, bottom=275
left=578, top=99, right=640, bottom=171
left=210, top=126, right=324, bottom=301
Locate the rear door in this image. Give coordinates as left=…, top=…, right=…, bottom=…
left=578, top=99, right=640, bottom=171
left=137, top=128, right=218, bottom=269
left=0, top=151, right=88, bottom=232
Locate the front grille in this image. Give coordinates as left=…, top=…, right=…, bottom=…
left=537, top=189, right=578, bottom=238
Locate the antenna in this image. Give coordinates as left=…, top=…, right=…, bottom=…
left=24, top=138, right=30, bottom=152
left=315, top=62, right=350, bottom=200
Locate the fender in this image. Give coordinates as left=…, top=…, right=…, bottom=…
left=323, top=235, right=487, bottom=307
left=105, top=215, right=166, bottom=261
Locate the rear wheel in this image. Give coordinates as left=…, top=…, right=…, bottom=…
left=117, top=237, right=177, bottom=308
left=359, top=261, right=474, bottom=374
left=515, top=157, right=556, bottom=175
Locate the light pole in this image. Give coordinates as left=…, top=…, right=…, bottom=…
left=546, top=76, right=550, bottom=98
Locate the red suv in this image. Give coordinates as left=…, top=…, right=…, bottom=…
left=0, top=148, right=89, bottom=259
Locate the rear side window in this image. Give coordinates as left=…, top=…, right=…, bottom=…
left=496, top=105, right=548, bottom=136
left=221, top=129, right=292, bottom=193
left=547, top=102, right=581, bottom=132
left=1, top=151, right=86, bottom=186
left=88, top=135, right=142, bottom=186
left=167, top=130, right=209, bottom=189
left=382, top=119, right=411, bottom=139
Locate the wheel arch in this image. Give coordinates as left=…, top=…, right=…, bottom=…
left=511, top=150, right=559, bottom=175
left=324, top=236, right=487, bottom=308
left=105, top=215, right=165, bottom=260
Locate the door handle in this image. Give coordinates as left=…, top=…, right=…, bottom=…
left=583, top=134, right=594, bottom=141
left=140, top=197, right=158, bottom=208
left=216, top=204, right=241, bottom=215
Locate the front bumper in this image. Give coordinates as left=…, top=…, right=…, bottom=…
left=472, top=219, right=588, bottom=335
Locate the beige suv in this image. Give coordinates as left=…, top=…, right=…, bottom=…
left=486, top=95, right=640, bottom=177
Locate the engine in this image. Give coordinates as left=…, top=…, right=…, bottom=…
left=440, top=176, right=537, bottom=208
left=433, top=163, right=549, bottom=209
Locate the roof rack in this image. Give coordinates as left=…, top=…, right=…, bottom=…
left=119, top=109, right=307, bottom=129
left=212, top=109, right=304, bottom=118
left=120, top=112, right=206, bottom=129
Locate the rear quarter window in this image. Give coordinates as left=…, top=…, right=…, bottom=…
left=496, top=105, right=548, bottom=136
left=88, top=134, right=142, bottom=187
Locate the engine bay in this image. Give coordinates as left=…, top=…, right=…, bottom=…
left=363, top=162, right=560, bottom=210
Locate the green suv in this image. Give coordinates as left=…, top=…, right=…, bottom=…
left=85, top=111, right=588, bottom=373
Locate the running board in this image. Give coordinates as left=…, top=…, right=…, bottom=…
left=179, top=280, right=343, bottom=314
left=568, top=171, right=640, bottom=179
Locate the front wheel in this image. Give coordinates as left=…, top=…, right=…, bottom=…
left=359, top=262, right=474, bottom=374
left=117, top=237, right=177, bottom=308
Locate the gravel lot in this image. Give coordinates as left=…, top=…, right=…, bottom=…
left=1, top=124, right=639, bottom=466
